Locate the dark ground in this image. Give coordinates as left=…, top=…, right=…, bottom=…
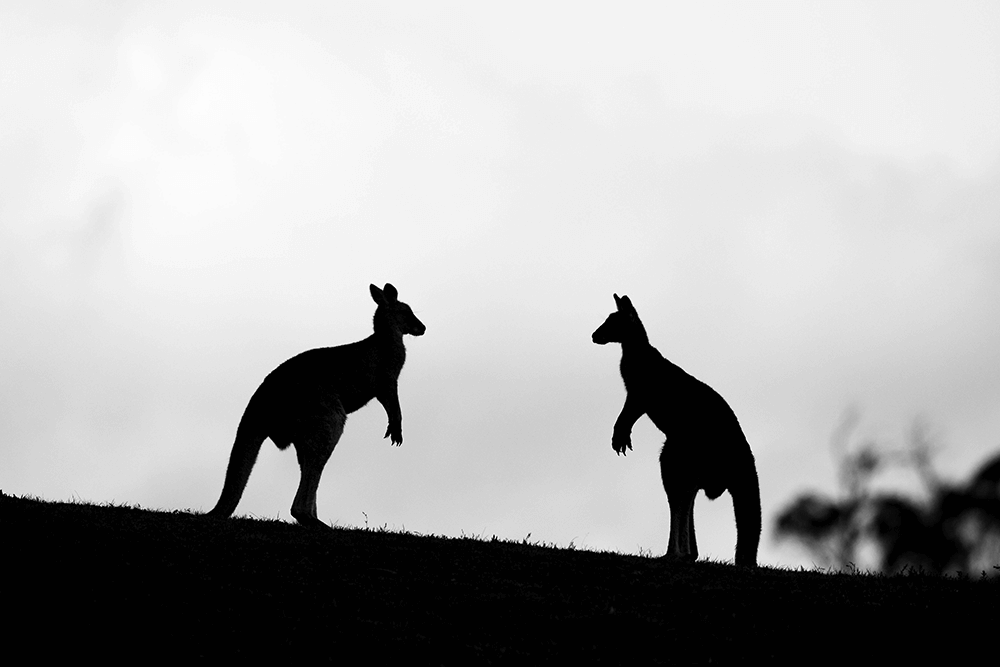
left=3, top=491, right=997, bottom=663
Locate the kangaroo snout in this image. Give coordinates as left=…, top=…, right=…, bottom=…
left=592, top=317, right=617, bottom=345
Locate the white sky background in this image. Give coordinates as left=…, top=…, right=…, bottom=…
left=2, top=1, right=999, bottom=568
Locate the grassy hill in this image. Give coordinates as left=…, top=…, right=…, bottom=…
left=4, top=491, right=997, bottom=663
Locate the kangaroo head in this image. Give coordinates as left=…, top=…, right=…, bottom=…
left=371, top=283, right=426, bottom=338
left=592, top=293, right=640, bottom=345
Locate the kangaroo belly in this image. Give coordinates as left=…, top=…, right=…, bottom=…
left=659, top=438, right=742, bottom=497
left=254, top=372, right=351, bottom=442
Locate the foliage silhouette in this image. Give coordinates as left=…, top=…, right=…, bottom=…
left=775, top=412, right=1000, bottom=575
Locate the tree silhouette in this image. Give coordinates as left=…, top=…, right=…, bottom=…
left=775, top=411, right=1000, bottom=575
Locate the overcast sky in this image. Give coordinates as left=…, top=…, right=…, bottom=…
left=2, top=1, right=999, bottom=568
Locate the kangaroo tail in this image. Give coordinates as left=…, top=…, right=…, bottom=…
left=206, top=399, right=268, bottom=519
left=731, top=449, right=762, bottom=567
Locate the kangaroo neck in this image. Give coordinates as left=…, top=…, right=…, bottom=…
left=620, top=336, right=654, bottom=361
left=370, top=328, right=406, bottom=357
left=620, top=317, right=650, bottom=353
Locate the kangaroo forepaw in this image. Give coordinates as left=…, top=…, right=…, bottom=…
left=612, top=435, right=632, bottom=456
left=384, top=426, right=403, bottom=446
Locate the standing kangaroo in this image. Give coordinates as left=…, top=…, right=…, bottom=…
left=592, top=294, right=761, bottom=566
left=207, top=283, right=426, bottom=528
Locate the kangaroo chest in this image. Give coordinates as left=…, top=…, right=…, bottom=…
left=619, top=347, right=670, bottom=391
left=619, top=348, right=701, bottom=413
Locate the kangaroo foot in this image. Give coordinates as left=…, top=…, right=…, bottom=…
left=661, top=552, right=697, bottom=563
left=292, top=514, right=333, bottom=531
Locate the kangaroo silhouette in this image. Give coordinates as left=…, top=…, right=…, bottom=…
left=592, top=294, right=761, bottom=566
left=207, top=283, right=426, bottom=528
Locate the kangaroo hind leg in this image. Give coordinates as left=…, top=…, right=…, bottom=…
left=290, top=406, right=346, bottom=529
left=664, top=484, right=698, bottom=562
left=660, top=445, right=698, bottom=561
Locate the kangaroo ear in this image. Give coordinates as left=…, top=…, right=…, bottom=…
left=613, top=293, right=622, bottom=309
left=383, top=283, right=398, bottom=302
left=618, top=295, right=634, bottom=313
left=370, top=284, right=384, bottom=304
